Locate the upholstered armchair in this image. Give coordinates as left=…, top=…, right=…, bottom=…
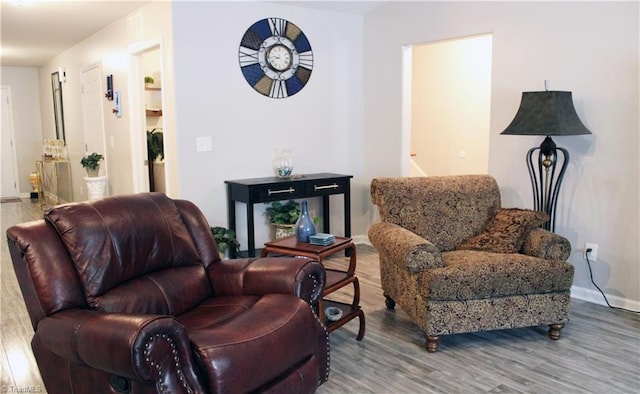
left=7, top=193, right=329, bottom=393
left=369, top=175, right=574, bottom=352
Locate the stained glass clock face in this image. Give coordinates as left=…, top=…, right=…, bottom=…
left=239, top=17, right=313, bottom=99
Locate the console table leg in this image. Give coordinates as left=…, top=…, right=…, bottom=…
left=246, top=203, right=255, bottom=257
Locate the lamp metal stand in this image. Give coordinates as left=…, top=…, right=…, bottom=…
left=525, top=136, right=569, bottom=232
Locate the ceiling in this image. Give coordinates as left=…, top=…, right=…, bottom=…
left=279, top=1, right=383, bottom=15
left=0, top=1, right=383, bottom=68
left=1, top=0, right=149, bottom=67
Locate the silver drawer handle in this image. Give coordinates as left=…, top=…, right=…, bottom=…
left=268, top=187, right=295, bottom=195
left=314, top=184, right=339, bottom=191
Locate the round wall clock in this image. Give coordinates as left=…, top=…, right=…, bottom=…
left=238, top=17, right=313, bottom=99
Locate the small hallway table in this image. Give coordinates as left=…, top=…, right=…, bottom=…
left=225, top=173, right=352, bottom=258
left=261, top=236, right=365, bottom=340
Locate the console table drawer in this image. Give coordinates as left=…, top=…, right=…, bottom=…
left=305, top=178, right=348, bottom=196
left=254, top=183, right=304, bottom=202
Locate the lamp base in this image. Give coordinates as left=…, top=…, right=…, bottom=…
left=525, top=136, right=569, bottom=233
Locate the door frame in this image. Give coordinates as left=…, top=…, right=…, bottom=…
left=129, top=38, right=167, bottom=194
left=1, top=86, right=21, bottom=198
left=80, top=62, right=108, bottom=174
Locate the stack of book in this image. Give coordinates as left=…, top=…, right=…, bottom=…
left=309, top=233, right=335, bottom=246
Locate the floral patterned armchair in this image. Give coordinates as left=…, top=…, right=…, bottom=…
left=368, top=175, right=574, bottom=352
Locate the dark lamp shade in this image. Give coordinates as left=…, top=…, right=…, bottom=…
left=501, top=91, right=592, bottom=136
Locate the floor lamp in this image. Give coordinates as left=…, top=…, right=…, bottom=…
left=501, top=90, right=591, bottom=232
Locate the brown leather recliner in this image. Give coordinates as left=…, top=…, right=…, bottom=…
left=7, top=193, right=329, bottom=393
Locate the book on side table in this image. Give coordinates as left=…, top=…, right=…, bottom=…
left=309, top=233, right=335, bottom=246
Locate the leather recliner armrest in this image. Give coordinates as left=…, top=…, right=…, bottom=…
left=521, top=228, right=572, bottom=261
left=37, top=309, right=206, bottom=392
left=368, top=222, right=444, bottom=272
left=207, top=257, right=326, bottom=304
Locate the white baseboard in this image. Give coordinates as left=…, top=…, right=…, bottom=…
left=570, top=285, right=640, bottom=311
left=351, top=234, right=370, bottom=245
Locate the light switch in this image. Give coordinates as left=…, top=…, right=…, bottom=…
left=196, top=136, right=212, bottom=152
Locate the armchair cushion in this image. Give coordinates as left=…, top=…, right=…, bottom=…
left=45, top=193, right=203, bottom=309
left=424, top=250, right=575, bottom=301
left=457, top=208, right=549, bottom=254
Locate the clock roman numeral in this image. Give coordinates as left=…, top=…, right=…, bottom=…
left=269, top=17, right=287, bottom=37
left=239, top=46, right=259, bottom=66
left=269, top=79, right=288, bottom=98
left=298, top=51, right=313, bottom=70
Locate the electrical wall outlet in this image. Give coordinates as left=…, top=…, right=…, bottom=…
left=584, top=243, right=598, bottom=262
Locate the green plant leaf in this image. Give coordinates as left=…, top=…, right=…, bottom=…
left=210, top=226, right=240, bottom=253
left=265, top=200, right=301, bottom=225
left=147, top=129, right=164, bottom=161
left=80, top=152, right=104, bottom=170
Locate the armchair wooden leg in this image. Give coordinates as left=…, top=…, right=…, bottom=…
left=548, top=324, right=565, bottom=340
left=384, top=294, right=396, bottom=310
left=425, top=336, right=440, bottom=352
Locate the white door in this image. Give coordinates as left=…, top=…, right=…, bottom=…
left=81, top=63, right=108, bottom=174
left=1, top=86, right=20, bottom=198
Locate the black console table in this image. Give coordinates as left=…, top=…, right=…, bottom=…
left=225, top=173, right=352, bottom=257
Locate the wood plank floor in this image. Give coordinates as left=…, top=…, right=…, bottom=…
left=2, top=198, right=639, bottom=393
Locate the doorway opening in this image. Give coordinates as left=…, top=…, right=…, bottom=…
left=141, top=48, right=165, bottom=192
left=404, top=34, right=493, bottom=177
left=1, top=86, right=20, bottom=199
left=130, top=40, right=167, bottom=193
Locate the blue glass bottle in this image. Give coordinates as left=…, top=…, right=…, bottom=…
left=295, top=200, right=316, bottom=243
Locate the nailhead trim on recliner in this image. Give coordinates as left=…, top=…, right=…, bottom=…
left=144, top=333, right=193, bottom=393
left=308, top=302, right=330, bottom=383
left=309, top=273, right=320, bottom=303
left=305, top=272, right=330, bottom=382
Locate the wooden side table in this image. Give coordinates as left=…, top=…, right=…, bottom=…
left=261, top=236, right=365, bottom=340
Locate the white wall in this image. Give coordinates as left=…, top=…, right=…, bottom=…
left=13, top=1, right=638, bottom=307
left=37, top=1, right=173, bottom=200
left=364, top=1, right=639, bottom=308
left=0, top=67, right=44, bottom=195
left=171, top=1, right=364, bottom=247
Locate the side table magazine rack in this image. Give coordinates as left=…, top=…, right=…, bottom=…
left=261, top=236, right=365, bottom=340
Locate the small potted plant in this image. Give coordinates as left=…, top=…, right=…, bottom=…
left=80, top=152, right=104, bottom=177
left=265, top=200, right=300, bottom=239
left=211, top=226, right=240, bottom=258
left=147, top=129, right=164, bottom=162
left=144, top=76, right=155, bottom=87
